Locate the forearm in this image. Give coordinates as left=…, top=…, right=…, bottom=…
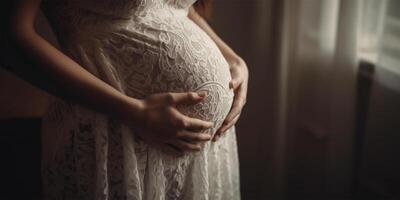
left=188, top=6, right=242, bottom=65
left=10, top=25, right=143, bottom=122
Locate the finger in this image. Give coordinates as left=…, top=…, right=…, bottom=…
left=225, top=86, right=246, bottom=123
left=182, top=115, right=214, bottom=131
left=171, top=109, right=214, bottom=130
left=167, top=92, right=207, bottom=105
left=224, top=102, right=242, bottom=126
left=170, top=139, right=202, bottom=151
left=213, top=115, right=240, bottom=142
left=218, top=114, right=240, bottom=135
left=216, top=114, right=239, bottom=137
left=177, top=131, right=212, bottom=142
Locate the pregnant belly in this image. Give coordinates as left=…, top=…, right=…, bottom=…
left=101, top=18, right=234, bottom=132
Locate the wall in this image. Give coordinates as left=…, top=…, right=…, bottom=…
left=0, top=68, right=48, bottom=119
left=359, top=66, right=400, bottom=199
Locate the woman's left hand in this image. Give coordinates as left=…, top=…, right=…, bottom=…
left=213, top=57, right=249, bottom=141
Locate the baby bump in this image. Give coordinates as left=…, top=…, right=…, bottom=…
left=101, top=20, right=234, bottom=130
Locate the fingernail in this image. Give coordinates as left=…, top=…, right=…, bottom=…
left=197, top=91, right=208, bottom=98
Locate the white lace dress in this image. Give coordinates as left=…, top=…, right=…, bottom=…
left=40, top=0, right=240, bottom=199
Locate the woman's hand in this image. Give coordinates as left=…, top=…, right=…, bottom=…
left=213, top=57, right=249, bottom=141
left=133, top=92, right=214, bottom=155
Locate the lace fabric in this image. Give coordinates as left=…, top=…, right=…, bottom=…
left=40, top=0, right=240, bottom=199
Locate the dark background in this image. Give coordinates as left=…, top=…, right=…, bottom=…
left=1, top=0, right=400, bottom=200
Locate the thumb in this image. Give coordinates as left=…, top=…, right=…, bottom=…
left=168, top=91, right=207, bottom=105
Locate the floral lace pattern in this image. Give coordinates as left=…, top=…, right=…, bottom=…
left=40, top=0, right=240, bottom=199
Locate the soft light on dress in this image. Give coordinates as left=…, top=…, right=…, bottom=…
left=40, top=0, right=240, bottom=199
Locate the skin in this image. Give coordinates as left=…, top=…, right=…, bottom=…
left=188, top=7, right=249, bottom=142
left=9, top=0, right=248, bottom=155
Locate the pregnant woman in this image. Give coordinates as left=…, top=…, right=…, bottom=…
left=11, top=0, right=248, bottom=199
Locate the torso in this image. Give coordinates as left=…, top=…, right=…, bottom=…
left=42, top=0, right=233, bottom=136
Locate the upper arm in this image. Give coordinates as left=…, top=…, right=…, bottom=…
left=10, top=0, right=42, bottom=37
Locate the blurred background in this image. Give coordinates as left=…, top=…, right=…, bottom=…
left=1, top=0, right=400, bottom=199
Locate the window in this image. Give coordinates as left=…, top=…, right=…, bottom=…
left=358, top=0, right=388, bottom=63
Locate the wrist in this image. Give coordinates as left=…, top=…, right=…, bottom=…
left=117, top=95, right=146, bottom=123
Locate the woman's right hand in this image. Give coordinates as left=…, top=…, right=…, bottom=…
left=132, top=92, right=214, bottom=155
left=9, top=0, right=211, bottom=155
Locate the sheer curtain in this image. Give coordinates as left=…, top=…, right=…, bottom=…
left=273, top=0, right=391, bottom=198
